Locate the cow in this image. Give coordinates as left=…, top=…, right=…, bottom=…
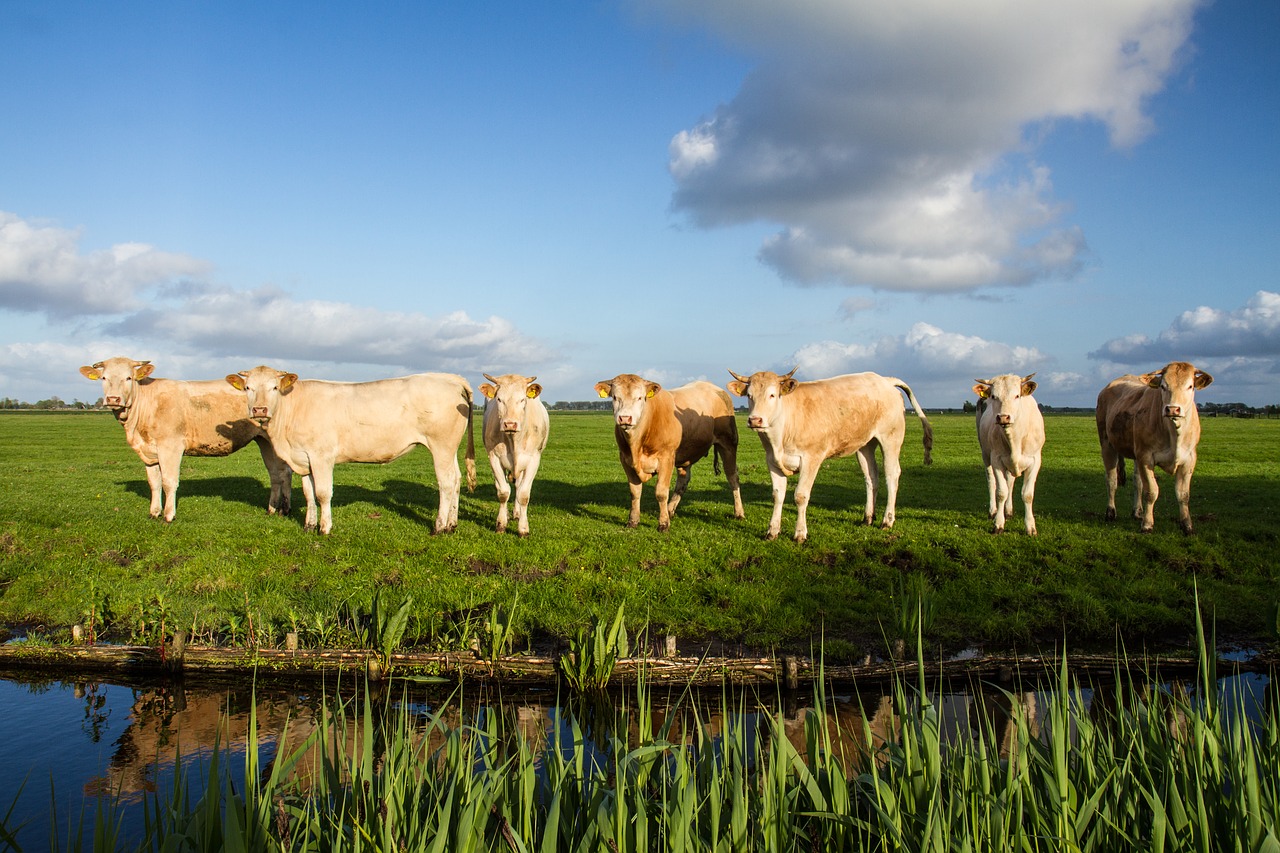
left=973, top=373, right=1045, bottom=535
left=79, top=357, right=293, bottom=522
left=225, top=366, right=476, bottom=535
left=726, top=369, right=933, bottom=542
left=593, top=374, right=744, bottom=530
left=1096, top=361, right=1213, bottom=533
left=478, top=373, right=550, bottom=536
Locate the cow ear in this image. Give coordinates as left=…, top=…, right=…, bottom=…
left=1193, top=370, right=1214, bottom=390
left=727, top=381, right=747, bottom=397
left=134, top=362, right=155, bottom=380
left=279, top=373, right=299, bottom=391
left=80, top=365, right=102, bottom=381
left=645, top=382, right=661, bottom=399
left=526, top=383, right=542, bottom=399
left=779, top=378, right=798, bottom=395
left=479, top=383, right=497, bottom=400
left=1141, top=371, right=1163, bottom=388
left=1021, top=379, right=1038, bottom=396
left=225, top=374, right=247, bottom=391
left=594, top=381, right=612, bottom=399
left=972, top=383, right=990, bottom=399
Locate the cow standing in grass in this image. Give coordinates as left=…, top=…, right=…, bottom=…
left=80, top=357, right=293, bottom=522
left=594, top=374, right=744, bottom=530
left=1096, top=361, right=1212, bottom=533
left=479, top=373, right=549, bottom=536
left=974, top=373, right=1044, bottom=535
left=727, top=369, right=933, bottom=542
left=226, top=366, right=475, bottom=535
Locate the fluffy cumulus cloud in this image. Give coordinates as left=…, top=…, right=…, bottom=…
left=1089, top=291, right=1280, bottom=362
left=656, top=0, right=1200, bottom=292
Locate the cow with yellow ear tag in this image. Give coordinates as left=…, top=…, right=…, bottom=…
left=478, top=373, right=549, bottom=536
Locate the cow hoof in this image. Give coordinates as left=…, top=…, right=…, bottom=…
left=626, top=521, right=639, bottom=529
left=518, top=530, right=530, bottom=539
left=1104, top=508, right=1116, bottom=522
left=991, top=526, right=1005, bottom=535
left=764, top=530, right=779, bottom=541
left=496, top=523, right=507, bottom=534
left=793, top=534, right=808, bottom=544
left=658, top=522, right=670, bottom=532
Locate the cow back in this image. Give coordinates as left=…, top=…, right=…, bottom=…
left=130, top=379, right=265, bottom=458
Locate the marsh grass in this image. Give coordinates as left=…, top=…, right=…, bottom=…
left=1, top=412, right=1278, bottom=656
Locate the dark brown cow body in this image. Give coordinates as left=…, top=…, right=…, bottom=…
left=80, top=357, right=292, bottom=521
left=1096, top=361, right=1212, bottom=533
left=594, top=374, right=744, bottom=530
left=727, top=369, right=933, bottom=542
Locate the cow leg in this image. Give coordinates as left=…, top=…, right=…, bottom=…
left=1101, top=440, right=1121, bottom=522
left=157, top=446, right=183, bottom=523
left=514, top=453, right=542, bottom=537
left=1136, top=461, right=1159, bottom=533
left=991, top=469, right=1011, bottom=533
left=855, top=445, right=878, bottom=526
left=879, top=442, right=902, bottom=530
left=718, top=441, right=745, bottom=519
left=488, top=450, right=512, bottom=533
left=430, top=447, right=463, bottom=534
left=310, top=465, right=337, bottom=535
left=300, top=473, right=319, bottom=532
left=792, top=460, right=824, bottom=543
left=254, top=437, right=292, bottom=516
left=654, top=459, right=675, bottom=531
left=1022, top=456, right=1041, bottom=536
left=144, top=463, right=164, bottom=519
left=667, top=464, right=691, bottom=517
left=985, top=462, right=999, bottom=519
left=1174, top=464, right=1195, bottom=534
left=765, top=468, right=787, bottom=541
left=626, top=470, right=644, bottom=528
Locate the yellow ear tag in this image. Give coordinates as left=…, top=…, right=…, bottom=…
left=526, top=388, right=537, bottom=399
left=597, top=388, right=610, bottom=399
left=646, top=389, right=655, bottom=399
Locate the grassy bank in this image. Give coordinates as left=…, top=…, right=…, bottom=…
left=0, top=411, right=1277, bottom=658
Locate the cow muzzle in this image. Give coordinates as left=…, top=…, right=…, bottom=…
left=104, top=396, right=124, bottom=408
left=747, top=416, right=765, bottom=430
left=1164, top=405, right=1184, bottom=419
left=616, top=415, right=633, bottom=429
left=996, top=414, right=1013, bottom=427
left=502, top=420, right=520, bottom=433
left=250, top=406, right=271, bottom=422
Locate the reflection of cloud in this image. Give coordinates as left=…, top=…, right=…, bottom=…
left=657, top=0, right=1198, bottom=291
left=1090, top=291, right=1280, bottom=362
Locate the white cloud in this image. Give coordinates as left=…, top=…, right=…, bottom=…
left=655, top=0, right=1199, bottom=292
left=1089, top=290, right=1280, bottom=362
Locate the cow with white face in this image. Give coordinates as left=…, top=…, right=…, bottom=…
left=478, top=373, right=549, bottom=536
left=727, top=369, right=933, bottom=542
left=80, top=357, right=292, bottom=522
left=973, top=373, right=1045, bottom=535
left=594, top=374, right=744, bottom=530
left=226, top=365, right=475, bottom=535
left=1096, top=361, right=1212, bottom=533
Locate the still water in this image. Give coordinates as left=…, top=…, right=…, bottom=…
left=0, top=664, right=1272, bottom=849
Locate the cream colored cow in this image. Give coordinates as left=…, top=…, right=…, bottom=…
left=226, top=366, right=475, bottom=535
left=1096, top=361, right=1212, bottom=533
left=973, top=373, right=1045, bottom=535
left=594, top=374, right=744, bottom=530
left=727, top=369, right=933, bottom=541
left=478, top=373, right=549, bottom=536
left=80, top=357, right=292, bottom=522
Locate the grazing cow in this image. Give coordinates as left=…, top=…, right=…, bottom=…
left=973, top=373, right=1045, bottom=535
left=593, top=374, right=744, bottom=530
left=225, top=366, right=476, bottom=535
left=80, top=357, right=292, bottom=522
left=1096, top=361, right=1213, bottom=533
left=478, top=373, right=550, bottom=536
left=726, top=369, right=933, bottom=542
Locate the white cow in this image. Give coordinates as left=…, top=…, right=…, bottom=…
left=478, top=373, right=549, bottom=536
left=973, top=373, right=1045, bottom=535
left=226, top=366, right=475, bottom=535
left=81, top=357, right=292, bottom=522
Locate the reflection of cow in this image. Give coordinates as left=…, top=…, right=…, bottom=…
left=594, top=374, right=744, bottom=530
left=479, top=373, right=549, bottom=536
left=973, top=373, right=1045, bottom=535
left=1096, top=361, right=1212, bottom=533
left=226, top=366, right=475, bottom=535
left=80, top=357, right=292, bottom=521
left=727, top=369, right=933, bottom=542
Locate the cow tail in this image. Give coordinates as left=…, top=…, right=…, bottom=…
left=892, top=379, right=934, bottom=466
left=464, top=385, right=477, bottom=492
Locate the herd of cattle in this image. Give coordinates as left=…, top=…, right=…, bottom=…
left=78, top=356, right=1214, bottom=539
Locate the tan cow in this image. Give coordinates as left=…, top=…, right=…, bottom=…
left=727, top=369, right=933, bottom=541
left=1096, top=361, right=1212, bottom=533
left=593, top=374, right=744, bottom=530
left=478, top=373, right=550, bottom=536
left=973, top=373, right=1045, bottom=535
left=80, top=357, right=292, bottom=522
left=226, top=366, right=476, bottom=535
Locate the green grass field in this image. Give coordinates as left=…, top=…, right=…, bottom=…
left=0, top=410, right=1277, bottom=658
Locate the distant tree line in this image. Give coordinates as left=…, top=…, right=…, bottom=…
left=0, top=396, right=102, bottom=410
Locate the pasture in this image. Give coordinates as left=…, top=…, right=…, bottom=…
left=0, top=410, right=1276, bottom=658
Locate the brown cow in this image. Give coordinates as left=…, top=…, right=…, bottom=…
left=727, top=369, right=933, bottom=541
left=973, top=373, right=1045, bottom=535
left=1096, top=361, right=1213, bottom=533
left=226, top=366, right=475, bottom=535
left=478, top=373, right=550, bottom=536
left=593, top=374, right=744, bottom=530
left=80, top=357, right=292, bottom=522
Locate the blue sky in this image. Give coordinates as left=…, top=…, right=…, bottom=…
left=2, top=0, right=1277, bottom=409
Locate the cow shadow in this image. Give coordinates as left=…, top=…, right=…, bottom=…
left=118, top=476, right=279, bottom=513
left=531, top=476, right=775, bottom=524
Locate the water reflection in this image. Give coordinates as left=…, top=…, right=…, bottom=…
left=0, top=665, right=1271, bottom=848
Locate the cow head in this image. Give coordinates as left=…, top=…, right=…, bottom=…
left=80, top=357, right=155, bottom=412
left=1141, top=362, right=1213, bottom=420
left=595, top=373, right=659, bottom=432
left=727, top=368, right=798, bottom=430
left=973, top=373, right=1036, bottom=428
left=480, top=373, right=542, bottom=433
left=225, top=365, right=297, bottom=424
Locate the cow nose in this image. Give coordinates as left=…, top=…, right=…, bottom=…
left=747, top=416, right=764, bottom=429
left=996, top=414, right=1012, bottom=426
left=251, top=406, right=270, bottom=419
left=502, top=420, right=519, bottom=432
left=105, top=396, right=122, bottom=407
left=1165, top=405, right=1182, bottom=418
left=617, top=415, right=632, bottom=426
